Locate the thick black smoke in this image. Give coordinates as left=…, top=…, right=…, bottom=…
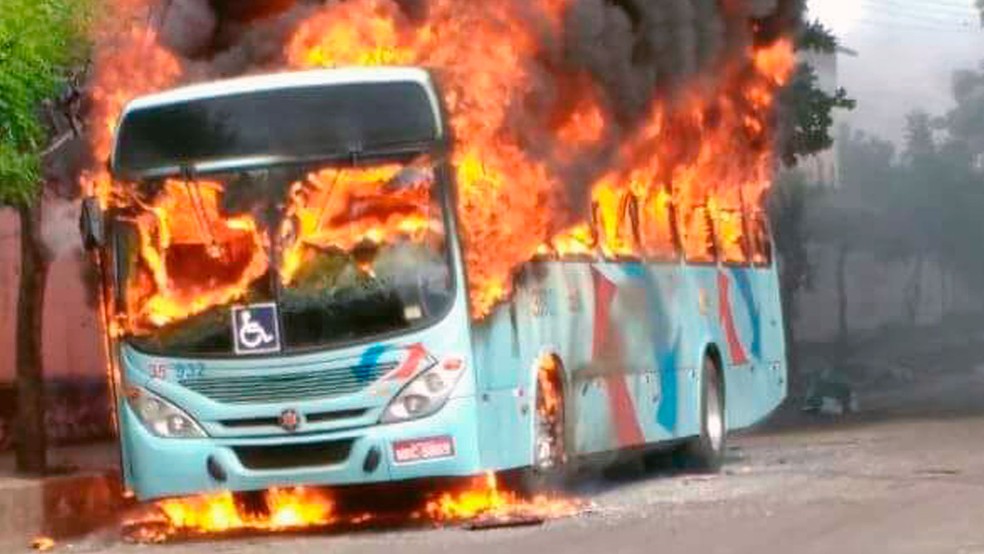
left=562, top=0, right=798, bottom=122
left=145, top=0, right=803, bottom=220
left=155, top=0, right=801, bottom=93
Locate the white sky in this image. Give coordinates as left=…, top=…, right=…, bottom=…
left=807, top=0, right=984, bottom=142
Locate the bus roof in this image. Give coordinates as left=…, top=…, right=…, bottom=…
left=121, top=67, right=439, bottom=114
left=111, top=67, right=445, bottom=180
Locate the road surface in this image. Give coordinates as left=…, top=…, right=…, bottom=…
left=48, top=368, right=984, bottom=554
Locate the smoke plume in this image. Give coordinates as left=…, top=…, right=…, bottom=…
left=82, top=0, right=802, bottom=318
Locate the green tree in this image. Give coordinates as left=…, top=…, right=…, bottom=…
left=768, top=171, right=814, bottom=394
left=0, top=0, right=89, bottom=473
left=770, top=20, right=854, bottom=394
left=778, top=22, right=856, bottom=167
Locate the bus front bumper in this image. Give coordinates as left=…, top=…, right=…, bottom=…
left=121, top=396, right=482, bottom=501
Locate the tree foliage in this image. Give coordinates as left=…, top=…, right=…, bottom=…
left=769, top=171, right=815, bottom=306
left=0, top=0, right=89, bottom=207
left=824, top=59, right=984, bottom=304
left=799, top=20, right=838, bottom=53
left=779, top=65, right=855, bottom=166
left=777, top=20, right=855, bottom=166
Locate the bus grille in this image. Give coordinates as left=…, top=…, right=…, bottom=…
left=234, top=439, right=354, bottom=470
left=180, top=362, right=398, bottom=404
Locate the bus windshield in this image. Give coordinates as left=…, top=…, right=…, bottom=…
left=115, top=156, right=455, bottom=357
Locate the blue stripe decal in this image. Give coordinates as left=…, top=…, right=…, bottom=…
left=729, top=268, right=762, bottom=361
left=357, top=344, right=389, bottom=384
left=623, top=264, right=680, bottom=431
left=657, top=333, right=681, bottom=431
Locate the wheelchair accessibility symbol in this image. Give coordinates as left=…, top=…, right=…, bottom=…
left=231, top=303, right=282, bottom=355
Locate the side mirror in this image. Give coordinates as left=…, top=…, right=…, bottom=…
left=80, top=196, right=105, bottom=251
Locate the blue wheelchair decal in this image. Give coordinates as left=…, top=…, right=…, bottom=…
left=231, top=303, right=282, bottom=355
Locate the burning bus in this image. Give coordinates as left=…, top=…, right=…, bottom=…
left=79, top=64, right=788, bottom=501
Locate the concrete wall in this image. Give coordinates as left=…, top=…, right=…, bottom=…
left=794, top=243, right=983, bottom=343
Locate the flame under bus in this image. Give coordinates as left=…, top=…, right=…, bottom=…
left=90, top=68, right=787, bottom=501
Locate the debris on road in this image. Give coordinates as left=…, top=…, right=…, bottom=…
left=803, top=367, right=859, bottom=416
left=463, top=514, right=545, bottom=531
left=30, top=536, right=55, bottom=551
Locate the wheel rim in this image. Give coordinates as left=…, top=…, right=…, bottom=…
left=705, top=371, right=724, bottom=452
left=534, top=411, right=557, bottom=470
left=534, top=357, right=564, bottom=471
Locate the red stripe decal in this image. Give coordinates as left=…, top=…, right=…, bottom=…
left=604, top=375, right=646, bottom=447
left=592, top=268, right=646, bottom=447
left=386, top=343, right=428, bottom=381
left=718, top=271, right=749, bottom=366
left=591, top=268, right=617, bottom=357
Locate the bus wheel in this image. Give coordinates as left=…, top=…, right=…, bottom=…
left=524, top=355, right=568, bottom=493
left=684, top=354, right=726, bottom=472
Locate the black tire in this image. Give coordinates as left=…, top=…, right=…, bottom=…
left=683, top=355, right=726, bottom=472
left=521, top=355, right=568, bottom=494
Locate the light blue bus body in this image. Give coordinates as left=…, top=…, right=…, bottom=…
left=105, top=69, right=787, bottom=501
left=118, top=259, right=786, bottom=500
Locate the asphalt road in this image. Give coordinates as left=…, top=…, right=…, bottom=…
left=50, top=368, right=984, bottom=554
left=48, top=416, right=984, bottom=554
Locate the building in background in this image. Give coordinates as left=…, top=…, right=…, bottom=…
left=796, top=44, right=857, bottom=188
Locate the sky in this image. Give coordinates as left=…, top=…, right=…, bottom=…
left=807, top=0, right=984, bottom=142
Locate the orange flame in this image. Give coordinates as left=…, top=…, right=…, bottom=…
left=280, top=163, right=437, bottom=285
left=284, top=0, right=794, bottom=317
left=30, top=536, right=55, bottom=552
left=426, top=472, right=581, bottom=522
left=83, top=26, right=182, bottom=207
left=120, top=179, right=270, bottom=332
left=83, top=0, right=795, bottom=332
left=124, top=478, right=581, bottom=542
left=124, top=488, right=336, bottom=542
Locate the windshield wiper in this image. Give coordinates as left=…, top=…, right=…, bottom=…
left=181, top=166, right=221, bottom=258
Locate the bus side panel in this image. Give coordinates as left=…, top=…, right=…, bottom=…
left=731, top=264, right=786, bottom=428
left=690, top=265, right=787, bottom=432
left=471, top=258, right=790, bottom=469
left=657, top=263, right=705, bottom=443
left=612, top=262, right=704, bottom=446
left=667, top=265, right=716, bottom=442
left=470, top=307, right=533, bottom=472
left=529, top=262, right=705, bottom=457
left=513, top=264, right=605, bottom=456
left=551, top=264, right=618, bottom=456
left=753, top=264, right=788, bottom=420
left=756, top=263, right=787, bottom=374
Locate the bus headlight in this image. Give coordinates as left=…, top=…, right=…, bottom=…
left=126, top=387, right=207, bottom=439
left=381, top=358, right=466, bottom=423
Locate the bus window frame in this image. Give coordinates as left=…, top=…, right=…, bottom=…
left=588, top=193, right=642, bottom=264
left=744, top=194, right=773, bottom=269
left=681, top=201, right=719, bottom=267
left=749, top=214, right=775, bottom=269
left=108, top=153, right=466, bottom=362
left=716, top=206, right=754, bottom=269
left=634, top=188, right=684, bottom=265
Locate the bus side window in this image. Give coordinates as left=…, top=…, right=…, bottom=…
left=639, top=189, right=679, bottom=262
left=717, top=209, right=750, bottom=265
left=749, top=212, right=773, bottom=266
left=682, top=204, right=717, bottom=264
left=591, top=187, right=640, bottom=260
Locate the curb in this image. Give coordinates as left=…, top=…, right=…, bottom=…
left=0, top=469, right=123, bottom=546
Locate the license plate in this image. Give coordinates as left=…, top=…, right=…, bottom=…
left=392, top=436, right=455, bottom=464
